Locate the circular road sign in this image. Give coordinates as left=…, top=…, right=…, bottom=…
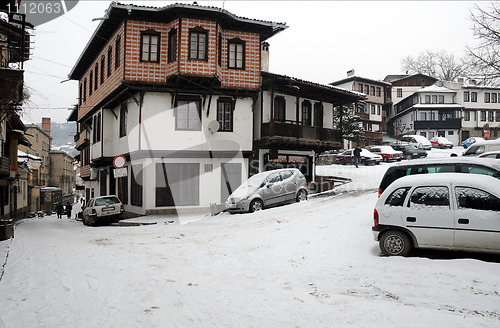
left=113, top=155, right=126, bottom=169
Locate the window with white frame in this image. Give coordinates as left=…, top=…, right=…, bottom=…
left=176, top=98, right=201, bottom=130
left=217, top=98, right=233, bottom=131
left=485, top=92, right=491, bottom=103
left=463, top=91, right=470, bottom=102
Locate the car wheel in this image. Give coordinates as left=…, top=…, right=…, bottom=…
left=249, top=199, right=263, bottom=213
left=379, top=230, right=412, bottom=256
left=362, top=160, right=368, bottom=166
left=383, top=156, right=388, bottom=162
left=83, top=216, right=88, bottom=226
left=405, top=154, right=412, bottom=160
left=340, top=159, right=345, bottom=165
left=296, top=189, right=307, bottom=202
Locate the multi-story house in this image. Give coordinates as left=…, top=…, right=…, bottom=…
left=390, top=84, right=463, bottom=145
left=445, top=81, right=500, bottom=141
left=68, top=3, right=288, bottom=215
left=16, top=150, right=41, bottom=217
left=254, top=71, right=362, bottom=181
left=0, top=12, right=32, bottom=220
left=68, top=3, right=362, bottom=216
left=19, top=123, right=52, bottom=186
left=49, top=150, right=75, bottom=204
left=330, top=70, right=391, bottom=145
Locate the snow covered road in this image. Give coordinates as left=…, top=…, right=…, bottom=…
left=1, top=152, right=500, bottom=327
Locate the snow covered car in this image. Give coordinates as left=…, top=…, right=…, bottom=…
left=225, top=168, right=308, bottom=213
left=462, top=139, right=500, bottom=157
left=430, top=136, right=453, bottom=149
left=336, top=149, right=382, bottom=165
left=368, top=145, right=403, bottom=162
left=400, top=135, right=432, bottom=150
left=82, top=195, right=124, bottom=226
left=373, top=173, right=500, bottom=256
left=461, top=137, right=485, bottom=149
left=391, top=143, right=427, bottom=160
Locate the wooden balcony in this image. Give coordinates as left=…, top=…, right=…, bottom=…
left=75, top=130, right=89, bottom=150
left=257, top=122, right=342, bottom=152
left=0, top=156, right=10, bottom=178
left=80, top=165, right=91, bottom=179
left=414, top=119, right=461, bottom=130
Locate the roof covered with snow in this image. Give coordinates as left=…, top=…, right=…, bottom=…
left=416, top=84, right=456, bottom=93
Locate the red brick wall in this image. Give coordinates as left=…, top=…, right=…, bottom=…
left=78, top=16, right=263, bottom=120
left=125, top=20, right=178, bottom=82
left=78, top=23, right=125, bottom=121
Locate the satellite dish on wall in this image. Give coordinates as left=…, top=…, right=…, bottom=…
left=208, top=120, right=220, bottom=134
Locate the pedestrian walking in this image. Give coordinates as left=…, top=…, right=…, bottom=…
left=353, top=145, right=362, bottom=168
left=55, top=202, right=64, bottom=219
left=65, top=202, right=73, bottom=219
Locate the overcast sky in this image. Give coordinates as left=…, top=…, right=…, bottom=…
left=20, top=0, right=488, bottom=123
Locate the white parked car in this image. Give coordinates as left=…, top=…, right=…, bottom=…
left=225, top=168, right=308, bottom=213
left=373, top=173, right=500, bottom=256
left=463, top=139, right=500, bottom=157
left=400, top=135, right=432, bottom=150
left=83, top=195, right=124, bottom=226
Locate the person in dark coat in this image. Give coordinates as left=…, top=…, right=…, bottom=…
left=65, top=202, right=73, bottom=219
left=55, top=203, right=64, bottom=219
left=353, top=145, right=362, bottom=168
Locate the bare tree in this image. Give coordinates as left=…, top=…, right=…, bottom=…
left=467, top=1, right=500, bottom=85
left=401, top=50, right=468, bottom=82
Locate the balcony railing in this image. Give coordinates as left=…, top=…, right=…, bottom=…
left=414, top=119, right=461, bottom=130
left=80, top=165, right=91, bottom=179
left=261, top=122, right=342, bottom=142
left=75, top=130, right=89, bottom=149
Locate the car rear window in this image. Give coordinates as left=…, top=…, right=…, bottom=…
left=95, top=197, right=121, bottom=206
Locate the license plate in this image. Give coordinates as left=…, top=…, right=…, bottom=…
left=102, top=206, right=115, bottom=212
left=412, top=153, right=418, bottom=156
left=228, top=204, right=237, bottom=209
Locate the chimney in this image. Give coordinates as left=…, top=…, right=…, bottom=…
left=42, top=117, right=51, bottom=136
left=347, top=69, right=355, bottom=77
left=261, top=42, right=269, bottom=72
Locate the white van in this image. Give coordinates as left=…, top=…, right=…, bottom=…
left=463, top=139, right=500, bottom=157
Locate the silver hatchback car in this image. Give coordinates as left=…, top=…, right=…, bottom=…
left=225, top=168, right=308, bottom=213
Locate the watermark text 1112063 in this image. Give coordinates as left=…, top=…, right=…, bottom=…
left=5, top=0, right=80, bottom=27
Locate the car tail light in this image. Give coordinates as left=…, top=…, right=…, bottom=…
left=378, top=189, right=382, bottom=198
left=373, top=209, right=379, bottom=226
left=120, top=204, right=124, bottom=213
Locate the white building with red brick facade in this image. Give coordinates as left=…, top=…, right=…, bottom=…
left=68, top=3, right=363, bottom=216
left=68, top=3, right=288, bottom=215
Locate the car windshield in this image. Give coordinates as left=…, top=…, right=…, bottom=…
left=94, top=197, right=120, bottom=206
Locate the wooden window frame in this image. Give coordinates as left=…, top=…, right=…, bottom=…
left=168, top=28, right=177, bottom=63
left=228, top=38, right=245, bottom=70
left=217, top=98, right=233, bottom=132
left=119, top=103, right=127, bottom=138
left=274, top=96, right=286, bottom=122
left=115, top=36, right=121, bottom=69
left=100, top=56, right=105, bottom=85
left=107, top=48, right=112, bottom=77
left=175, top=97, right=202, bottom=131
left=301, top=100, right=312, bottom=126
left=189, top=27, right=208, bottom=61
left=140, top=30, right=161, bottom=63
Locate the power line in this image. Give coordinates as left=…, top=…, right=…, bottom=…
left=32, top=56, right=73, bottom=68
